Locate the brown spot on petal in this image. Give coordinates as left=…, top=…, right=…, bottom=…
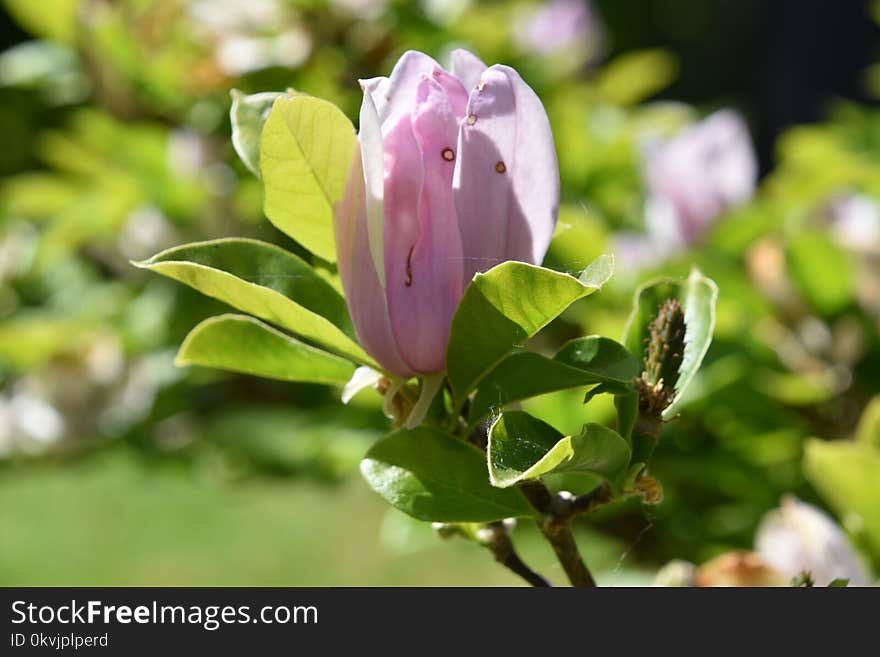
left=495, top=161, right=507, bottom=174
left=467, top=114, right=477, bottom=125
left=442, top=148, right=455, bottom=161
left=405, top=246, right=414, bottom=287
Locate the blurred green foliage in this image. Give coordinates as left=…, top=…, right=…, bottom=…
left=1, top=0, right=878, bottom=584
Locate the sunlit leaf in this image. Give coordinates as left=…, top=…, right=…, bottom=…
left=446, top=256, right=614, bottom=403
left=177, top=314, right=355, bottom=385
left=487, top=411, right=631, bottom=488
left=804, top=439, right=880, bottom=556
left=260, top=95, right=357, bottom=262
left=360, top=428, right=533, bottom=522
left=135, top=238, right=372, bottom=366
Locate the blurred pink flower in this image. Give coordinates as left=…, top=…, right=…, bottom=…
left=334, top=50, right=559, bottom=376
left=615, top=110, right=757, bottom=269
left=514, top=0, right=603, bottom=64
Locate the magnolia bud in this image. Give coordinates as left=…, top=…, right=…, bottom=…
left=334, top=49, right=559, bottom=376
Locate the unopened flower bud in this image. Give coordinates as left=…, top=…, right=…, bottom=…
left=637, top=298, right=686, bottom=417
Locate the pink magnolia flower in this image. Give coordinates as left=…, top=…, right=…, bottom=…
left=644, top=109, right=757, bottom=251
left=334, top=49, right=559, bottom=377
left=615, top=110, right=756, bottom=269
left=513, top=0, right=604, bottom=65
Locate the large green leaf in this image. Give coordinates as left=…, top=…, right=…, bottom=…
left=260, top=95, right=357, bottom=263
left=360, top=427, right=533, bottom=522
left=177, top=314, right=355, bottom=385
left=468, top=336, right=639, bottom=429
left=487, top=411, right=631, bottom=488
left=804, top=439, right=880, bottom=556
left=623, top=268, right=718, bottom=418
left=230, top=89, right=285, bottom=177
left=134, top=238, right=372, bottom=366
left=446, top=256, right=614, bottom=403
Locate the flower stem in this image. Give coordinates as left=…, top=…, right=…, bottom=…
left=520, top=481, right=597, bottom=587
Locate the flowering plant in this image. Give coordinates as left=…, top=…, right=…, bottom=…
left=137, top=49, right=718, bottom=586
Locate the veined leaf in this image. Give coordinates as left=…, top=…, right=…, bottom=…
left=135, top=238, right=373, bottom=367
left=177, top=314, right=355, bottom=385
left=447, top=255, right=614, bottom=403
left=468, top=336, right=638, bottom=429
left=260, top=95, right=357, bottom=263
left=361, top=427, right=534, bottom=522
left=487, top=411, right=631, bottom=488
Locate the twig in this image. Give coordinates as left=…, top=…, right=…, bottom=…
left=481, top=522, right=552, bottom=587
left=520, top=481, right=597, bottom=587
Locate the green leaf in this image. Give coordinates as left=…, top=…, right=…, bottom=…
left=855, top=396, right=880, bottom=447
left=134, top=238, right=373, bottom=366
left=360, top=428, right=533, bottom=522
left=468, top=336, right=638, bottom=429
left=487, top=411, right=631, bottom=488
left=623, top=268, right=718, bottom=418
left=447, top=256, right=614, bottom=403
left=230, top=89, right=285, bottom=177
left=177, top=314, right=356, bottom=385
left=827, top=579, right=850, bottom=588
left=804, top=439, right=880, bottom=556
left=594, top=49, right=679, bottom=106
left=787, top=230, right=854, bottom=315
left=260, top=95, right=357, bottom=263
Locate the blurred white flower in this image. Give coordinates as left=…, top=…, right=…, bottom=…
left=118, top=205, right=177, bottom=262
left=186, top=0, right=284, bottom=33
left=332, top=0, right=391, bottom=21
left=829, top=193, right=880, bottom=254
left=0, top=389, right=65, bottom=457
left=216, top=28, right=311, bottom=76
left=756, top=496, right=873, bottom=586
left=513, top=0, right=603, bottom=65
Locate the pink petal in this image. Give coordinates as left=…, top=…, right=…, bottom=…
left=364, top=51, right=440, bottom=129
left=453, top=64, right=559, bottom=284
left=358, top=88, right=386, bottom=288
left=334, top=147, right=413, bottom=378
left=450, top=49, right=487, bottom=92
left=382, top=77, right=464, bottom=373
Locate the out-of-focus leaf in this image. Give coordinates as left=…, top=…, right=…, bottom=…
left=360, top=428, right=533, bottom=522
left=260, top=95, right=357, bottom=263
left=177, top=314, right=355, bottom=385
left=856, top=396, right=880, bottom=447
left=468, top=336, right=638, bottom=428
left=786, top=231, right=854, bottom=314
left=230, top=89, right=285, bottom=177
left=594, top=49, right=679, bottom=106
left=446, top=256, right=614, bottom=403
left=487, top=411, right=631, bottom=488
left=804, top=439, right=880, bottom=556
left=623, top=268, right=718, bottom=418
left=3, top=0, right=78, bottom=44
left=135, top=238, right=372, bottom=366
